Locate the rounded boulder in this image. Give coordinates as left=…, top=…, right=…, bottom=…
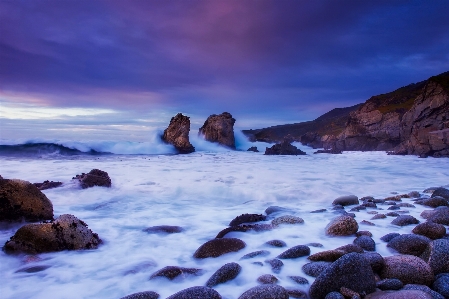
left=387, top=234, right=431, bottom=256
left=193, top=238, right=246, bottom=258
left=3, top=214, right=101, bottom=254
left=420, top=239, right=449, bottom=275
left=380, top=255, right=434, bottom=286
left=205, top=262, right=241, bottom=287
left=412, top=222, right=447, bottom=239
left=0, top=179, right=53, bottom=221
left=332, top=195, right=359, bottom=206
left=166, top=286, right=222, bottom=299
left=238, top=285, right=289, bottom=299
left=325, top=216, right=359, bottom=236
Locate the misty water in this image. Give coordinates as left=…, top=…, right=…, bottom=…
left=1, top=134, right=449, bottom=299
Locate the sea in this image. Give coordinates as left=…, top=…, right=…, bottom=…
left=1, top=131, right=448, bottom=299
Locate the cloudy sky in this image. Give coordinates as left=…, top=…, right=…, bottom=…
left=1, top=0, right=449, bottom=140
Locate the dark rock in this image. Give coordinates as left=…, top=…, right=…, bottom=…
left=332, top=195, right=359, bottom=206
left=408, top=191, right=421, bottom=198
left=397, top=203, right=416, bottom=208
left=240, top=250, right=270, bottom=260
left=277, top=245, right=310, bottom=259
left=380, top=255, right=434, bottom=286
left=306, top=242, right=324, bottom=247
left=386, top=212, right=400, bottom=217
left=302, top=261, right=332, bottom=277
left=362, top=202, right=377, bottom=208
left=247, top=146, right=259, bottom=152
left=428, top=207, right=449, bottom=225
left=360, top=220, right=375, bottom=226
left=391, top=215, right=420, bottom=226
left=238, top=285, right=289, bottom=299
left=365, top=290, right=432, bottom=299
left=325, top=215, right=359, bottom=236
left=309, top=253, right=376, bottom=299
left=215, top=224, right=272, bottom=238
left=432, top=188, right=449, bottom=200
left=149, top=266, right=202, bottom=280
left=33, top=180, right=63, bottom=190
left=324, top=292, right=345, bottom=299
left=288, top=276, right=309, bottom=284
left=161, top=113, right=195, bottom=153
left=265, top=240, right=287, bottom=247
left=265, top=259, right=284, bottom=273
left=381, top=233, right=401, bottom=242
left=403, top=284, right=445, bottom=299
left=424, top=187, right=440, bottom=194
left=193, top=238, right=246, bottom=258
left=386, top=201, right=397, bottom=205
left=264, top=138, right=306, bottom=155
left=388, top=234, right=431, bottom=256
left=229, top=213, right=266, bottom=226
left=421, top=239, right=449, bottom=275
left=311, top=209, right=327, bottom=213
left=388, top=206, right=400, bottom=210
left=417, top=197, right=449, bottom=208
left=265, top=206, right=289, bottom=215
left=286, top=289, right=307, bottom=299
left=166, top=286, right=222, bottom=299
left=15, top=265, right=51, bottom=273
left=257, top=274, right=278, bottom=284
left=433, top=275, right=449, bottom=299
left=308, top=244, right=363, bottom=262
left=356, top=231, right=373, bottom=237
left=340, top=287, right=361, bottom=299
left=371, top=214, right=386, bottom=220
left=271, top=215, right=304, bottom=226
left=350, top=205, right=366, bottom=212
left=376, top=279, right=403, bottom=291
left=354, top=235, right=376, bottom=251
left=412, top=222, right=447, bottom=239
left=3, top=214, right=101, bottom=254
left=205, top=262, right=241, bottom=287
left=120, top=291, right=160, bottom=299
left=73, top=169, right=111, bottom=189
left=332, top=205, right=345, bottom=210
left=199, top=112, right=236, bottom=149
left=363, top=252, right=385, bottom=273
left=0, top=179, right=53, bottom=221
left=314, top=149, right=342, bottom=154
left=143, top=226, right=183, bottom=234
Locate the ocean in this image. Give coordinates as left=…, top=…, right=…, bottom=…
left=1, top=132, right=448, bottom=299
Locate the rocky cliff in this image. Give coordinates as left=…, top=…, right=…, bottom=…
left=162, top=113, right=195, bottom=154
left=199, top=112, right=236, bottom=149
left=335, top=72, right=449, bottom=157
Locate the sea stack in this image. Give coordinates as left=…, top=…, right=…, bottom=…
left=162, top=113, right=195, bottom=154
left=199, top=112, right=236, bottom=149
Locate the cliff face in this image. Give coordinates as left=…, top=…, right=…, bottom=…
left=335, top=72, right=449, bottom=157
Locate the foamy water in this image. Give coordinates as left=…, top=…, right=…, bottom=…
left=1, top=141, right=449, bottom=299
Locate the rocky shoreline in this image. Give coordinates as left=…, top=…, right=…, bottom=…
left=2, top=170, right=449, bottom=299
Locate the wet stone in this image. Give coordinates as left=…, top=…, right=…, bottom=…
left=380, top=233, right=400, bottom=242
left=402, top=284, right=445, bottom=299
left=311, top=209, right=327, bottom=213
left=356, top=231, right=373, bottom=237
left=388, top=206, right=400, bottom=210
left=166, top=286, right=222, bottom=299
left=325, top=215, right=359, bottom=236
left=286, top=289, right=307, bottom=299
left=391, top=215, right=419, bottom=226
left=15, top=265, right=51, bottom=273
left=386, top=212, right=400, bottom=217
left=380, top=255, right=434, bottom=286
left=332, top=195, right=359, bottom=206
left=265, top=259, right=284, bottom=274
left=277, top=245, right=310, bottom=259
left=265, top=240, right=287, bottom=247
left=149, top=266, right=202, bottom=280
left=143, top=226, right=183, bottom=234
left=387, top=234, right=431, bottom=256
left=302, top=261, right=332, bottom=277
left=257, top=274, right=278, bottom=284
left=412, top=222, right=447, bottom=239
left=306, top=242, right=324, bottom=247
left=271, top=215, right=304, bottom=226
left=238, top=285, right=289, bottom=299
left=376, top=279, right=403, bottom=291
left=353, top=235, right=376, bottom=251
left=205, top=262, right=241, bottom=287
left=324, top=292, right=344, bottom=299
left=360, top=220, right=375, bottom=226
left=240, top=250, right=270, bottom=260
left=120, top=291, right=160, bottom=299
left=371, top=214, right=386, bottom=220
left=433, top=275, right=449, bottom=299
left=288, top=276, right=309, bottom=284
left=229, top=213, right=266, bottom=226
left=193, top=238, right=246, bottom=258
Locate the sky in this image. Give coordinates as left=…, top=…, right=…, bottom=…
left=1, top=0, right=449, bottom=141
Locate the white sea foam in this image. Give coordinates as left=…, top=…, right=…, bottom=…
left=1, top=150, right=448, bottom=299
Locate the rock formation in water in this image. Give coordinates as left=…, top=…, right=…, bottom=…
left=0, top=179, right=54, bottom=221
left=162, top=113, right=195, bottom=154
left=199, top=112, right=236, bottom=149
left=73, top=169, right=111, bottom=189
left=265, top=138, right=306, bottom=155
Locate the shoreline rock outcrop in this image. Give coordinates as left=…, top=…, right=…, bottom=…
left=199, top=112, right=236, bottom=149
left=264, top=138, right=306, bottom=155
left=0, top=179, right=54, bottom=222
left=3, top=214, right=101, bottom=254
left=73, top=169, right=111, bottom=189
left=162, top=113, right=195, bottom=154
